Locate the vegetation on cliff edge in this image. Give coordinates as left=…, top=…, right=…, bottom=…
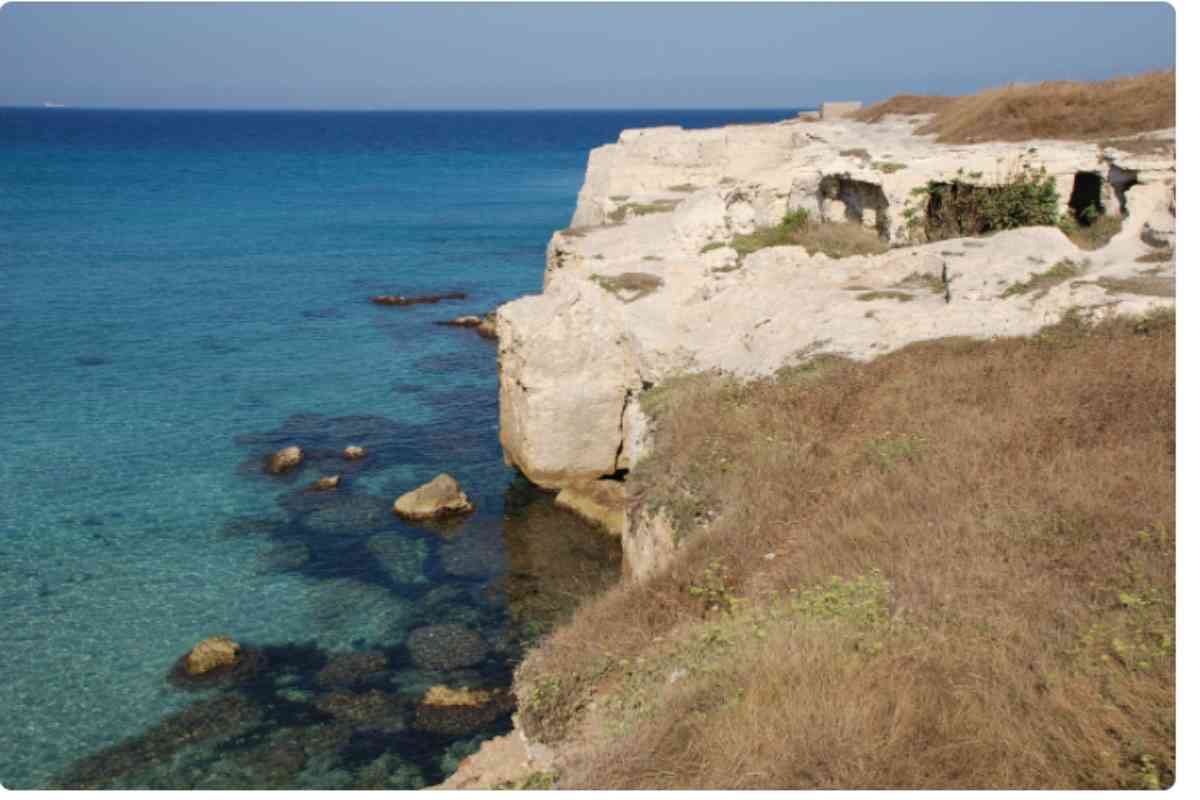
left=515, top=308, right=1175, bottom=789
left=854, top=70, right=1175, bottom=143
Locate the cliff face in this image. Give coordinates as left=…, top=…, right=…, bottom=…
left=495, top=112, right=1175, bottom=575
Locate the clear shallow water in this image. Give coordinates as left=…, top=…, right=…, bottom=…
left=0, top=107, right=798, bottom=789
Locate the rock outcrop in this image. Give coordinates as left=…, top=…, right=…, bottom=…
left=392, top=474, right=475, bottom=519
left=494, top=112, right=1176, bottom=577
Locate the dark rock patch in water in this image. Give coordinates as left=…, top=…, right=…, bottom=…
left=370, top=291, right=467, bottom=307
left=255, top=542, right=312, bottom=574
left=406, top=624, right=489, bottom=671
left=314, top=650, right=390, bottom=689
left=291, top=493, right=397, bottom=537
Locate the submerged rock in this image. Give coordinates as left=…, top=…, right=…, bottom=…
left=298, top=493, right=396, bottom=536
left=412, top=685, right=515, bottom=737
left=255, top=542, right=312, bottom=574
left=406, top=623, right=489, bottom=671
left=267, top=445, right=304, bottom=475
left=366, top=533, right=430, bottom=585
left=315, top=689, right=408, bottom=731
left=393, top=474, right=475, bottom=520
left=315, top=650, right=390, bottom=689
left=370, top=291, right=467, bottom=307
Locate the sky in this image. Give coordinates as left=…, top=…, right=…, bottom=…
left=0, top=2, right=1177, bottom=110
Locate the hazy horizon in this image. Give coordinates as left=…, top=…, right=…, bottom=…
left=0, top=2, right=1176, bottom=111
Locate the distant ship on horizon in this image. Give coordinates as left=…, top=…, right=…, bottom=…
left=43, top=101, right=65, bottom=108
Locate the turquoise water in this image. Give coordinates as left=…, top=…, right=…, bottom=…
left=0, top=108, right=797, bottom=788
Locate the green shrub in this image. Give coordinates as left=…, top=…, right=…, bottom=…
left=922, top=166, right=1059, bottom=240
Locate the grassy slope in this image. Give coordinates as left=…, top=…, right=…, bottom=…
left=853, top=70, right=1175, bottom=143
left=515, top=310, right=1175, bottom=789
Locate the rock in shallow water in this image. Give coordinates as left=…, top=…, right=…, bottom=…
left=307, top=474, right=341, bottom=492
left=393, top=474, right=475, bottom=520
left=184, top=636, right=240, bottom=676
left=370, top=291, right=467, bottom=307
left=343, top=445, right=367, bottom=460
left=406, top=623, right=489, bottom=671
left=268, top=445, right=304, bottom=475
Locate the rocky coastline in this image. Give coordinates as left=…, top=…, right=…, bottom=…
left=445, top=99, right=1176, bottom=787
left=494, top=108, right=1175, bottom=580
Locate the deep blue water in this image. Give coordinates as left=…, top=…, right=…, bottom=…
left=0, top=107, right=798, bottom=789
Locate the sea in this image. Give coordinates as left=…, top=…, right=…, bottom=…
left=0, top=107, right=797, bottom=789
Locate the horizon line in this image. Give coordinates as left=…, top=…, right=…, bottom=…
left=0, top=104, right=815, bottom=114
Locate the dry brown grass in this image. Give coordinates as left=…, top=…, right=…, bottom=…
left=855, top=71, right=1174, bottom=143
left=792, top=221, right=890, bottom=259
left=516, top=310, right=1174, bottom=789
left=852, top=94, right=959, bottom=123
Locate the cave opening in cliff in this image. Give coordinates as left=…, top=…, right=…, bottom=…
left=1068, top=171, right=1106, bottom=225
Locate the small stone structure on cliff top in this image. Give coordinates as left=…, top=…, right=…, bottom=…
left=494, top=110, right=1175, bottom=578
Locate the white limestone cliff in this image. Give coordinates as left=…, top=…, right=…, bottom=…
left=495, top=112, right=1175, bottom=574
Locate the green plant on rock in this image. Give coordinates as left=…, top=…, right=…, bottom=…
left=922, top=165, right=1059, bottom=241
left=1002, top=258, right=1087, bottom=299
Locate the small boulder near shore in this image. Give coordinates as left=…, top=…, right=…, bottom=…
left=370, top=292, right=467, bottom=307
left=185, top=636, right=241, bottom=676
left=307, top=474, right=341, bottom=492
left=267, top=445, right=304, bottom=475
left=393, top=474, right=475, bottom=519
left=170, top=636, right=264, bottom=689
